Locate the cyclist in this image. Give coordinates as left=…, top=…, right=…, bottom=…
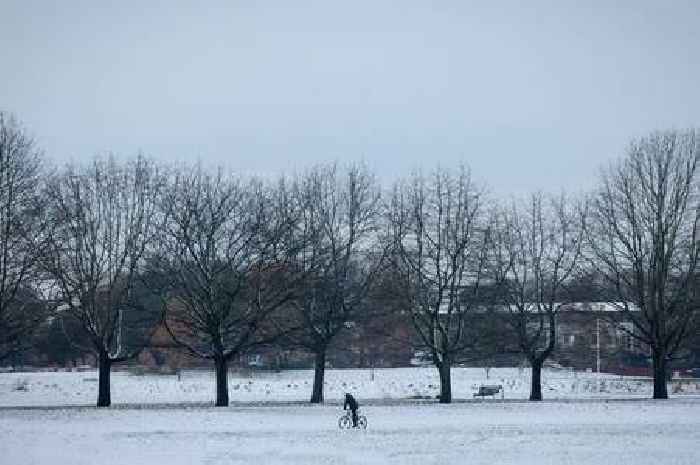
left=343, top=392, right=359, bottom=428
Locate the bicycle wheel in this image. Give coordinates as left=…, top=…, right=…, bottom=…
left=358, top=415, right=368, bottom=429
left=338, top=415, right=352, bottom=429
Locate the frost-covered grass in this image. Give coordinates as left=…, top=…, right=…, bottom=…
left=2, top=399, right=699, bottom=464
left=1, top=367, right=700, bottom=407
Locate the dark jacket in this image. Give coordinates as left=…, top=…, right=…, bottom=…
left=344, top=393, right=358, bottom=411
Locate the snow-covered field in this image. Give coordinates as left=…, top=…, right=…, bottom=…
left=2, top=400, right=699, bottom=464
left=2, top=368, right=699, bottom=464
left=1, top=367, right=700, bottom=407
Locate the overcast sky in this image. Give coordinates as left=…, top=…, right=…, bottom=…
left=2, top=1, right=699, bottom=195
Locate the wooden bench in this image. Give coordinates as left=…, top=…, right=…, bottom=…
left=473, top=384, right=503, bottom=399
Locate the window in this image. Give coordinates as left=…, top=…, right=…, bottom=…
left=558, top=333, right=575, bottom=347
left=616, top=322, right=635, bottom=352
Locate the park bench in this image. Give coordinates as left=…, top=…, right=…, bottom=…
left=473, top=384, right=503, bottom=399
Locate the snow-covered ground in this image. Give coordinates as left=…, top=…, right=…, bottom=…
left=2, top=400, right=699, bottom=464
left=1, top=367, right=700, bottom=407
left=2, top=368, right=699, bottom=464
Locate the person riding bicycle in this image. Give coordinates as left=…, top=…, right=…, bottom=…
left=343, top=392, right=359, bottom=428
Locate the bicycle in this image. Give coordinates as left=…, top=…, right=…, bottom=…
left=338, top=410, right=368, bottom=429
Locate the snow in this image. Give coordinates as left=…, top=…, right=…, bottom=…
left=1, top=367, right=699, bottom=407
left=2, top=400, right=699, bottom=464
left=2, top=368, right=699, bottom=464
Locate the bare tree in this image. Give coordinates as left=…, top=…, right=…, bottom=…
left=155, top=166, right=301, bottom=406
left=389, top=166, right=490, bottom=403
left=280, top=163, right=384, bottom=403
left=586, top=129, right=700, bottom=399
left=490, top=193, right=585, bottom=400
left=42, top=155, right=164, bottom=406
left=0, top=112, right=49, bottom=362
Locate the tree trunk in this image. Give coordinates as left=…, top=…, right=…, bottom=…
left=97, top=350, right=112, bottom=407
left=310, top=349, right=326, bottom=403
left=214, top=355, right=229, bottom=407
left=652, top=349, right=669, bottom=399
left=529, top=359, right=543, bottom=401
left=438, top=359, right=452, bottom=404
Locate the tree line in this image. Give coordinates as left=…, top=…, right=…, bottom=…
left=1, top=111, right=699, bottom=406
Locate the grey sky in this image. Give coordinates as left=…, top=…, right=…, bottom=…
left=2, top=1, right=699, bottom=195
